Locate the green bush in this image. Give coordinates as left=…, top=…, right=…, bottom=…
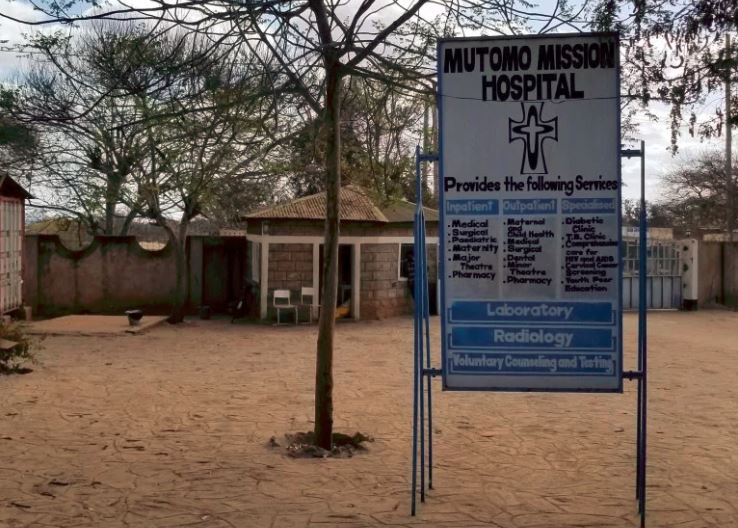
left=0, top=320, right=37, bottom=373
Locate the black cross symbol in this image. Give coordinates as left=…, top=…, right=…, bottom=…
left=508, top=103, right=558, bottom=174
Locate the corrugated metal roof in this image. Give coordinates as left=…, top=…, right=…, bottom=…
left=245, top=185, right=389, bottom=222
left=0, top=174, right=33, bottom=199
left=245, top=185, right=439, bottom=224
left=381, top=200, right=439, bottom=223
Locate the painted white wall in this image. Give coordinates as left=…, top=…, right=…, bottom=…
left=259, top=241, right=269, bottom=319
left=680, top=239, right=699, bottom=304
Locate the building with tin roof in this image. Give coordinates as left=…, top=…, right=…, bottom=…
left=1, top=174, right=32, bottom=314
left=244, top=185, right=439, bottom=320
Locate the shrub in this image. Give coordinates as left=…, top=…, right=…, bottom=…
left=0, top=319, right=37, bottom=373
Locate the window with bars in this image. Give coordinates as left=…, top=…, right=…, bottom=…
left=622, top=240, right=680, bottom=277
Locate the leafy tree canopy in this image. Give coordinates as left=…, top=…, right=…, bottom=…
left=593, top=0, right=738, bottom=150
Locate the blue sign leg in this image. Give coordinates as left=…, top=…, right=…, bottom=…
left=636, top=348, right=643, bottom=500
left=637, top=140, right=648, bottom=526
left=423, top=222, right=434, bottom=490
left=411, top=216, right=419, bottom=516
left=414, top=145, right=425, bottom=503
left=419, top=263, right=426, bottom=503
left=636, top=243, right=643, bottom=501
left=412, top=146, right=439, bottom=510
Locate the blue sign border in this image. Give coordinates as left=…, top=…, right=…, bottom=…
left=437, top=32, right=623, bottom=393
left=448, top=301, right=616, bottom=326
left=446, top=352, right=619, bottom=376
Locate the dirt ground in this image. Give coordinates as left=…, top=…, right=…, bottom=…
left=1, top=311, right=737, bottom=528
left=26, top=315, right=168, bottom=337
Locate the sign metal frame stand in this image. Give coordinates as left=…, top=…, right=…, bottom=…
left=410, top=141, right=649, bottom=527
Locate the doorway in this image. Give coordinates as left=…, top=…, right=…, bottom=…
left=319, top=244, right=353, bottom=313
left=201, top=237, right=248, bottom=313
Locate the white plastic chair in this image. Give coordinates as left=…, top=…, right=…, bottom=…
left=273, top=289, right=297, bottom=324
left=299, top=286, right=321, bottom=323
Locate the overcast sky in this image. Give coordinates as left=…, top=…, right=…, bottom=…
left=0, top=0, right=729, bottom=203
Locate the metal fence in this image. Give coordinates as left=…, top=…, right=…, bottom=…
left=0, top=197, right=24, bottom=314
left=623, top=238, right=682, bottom=310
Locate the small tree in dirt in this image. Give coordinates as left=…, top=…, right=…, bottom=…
left=227, top=0, right=537, bottom=450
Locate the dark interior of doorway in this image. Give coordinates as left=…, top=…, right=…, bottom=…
left=200, top=237, right=252, bottom=314
left=319, top=244, right=352, bottom=313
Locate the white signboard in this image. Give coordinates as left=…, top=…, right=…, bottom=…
left=438, top=33, right=622, bottom=392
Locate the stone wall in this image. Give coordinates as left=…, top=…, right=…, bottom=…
left=698, top=242, right=723, bottom=306
left=268, top=243, right=313, bottom=293
left=24, top=229, right=446, bottom=319
left=24, top=235, right=253, bottom=317
left=427, top=243, right=438, bottom=282
left=727, top=244, right=738, bottom=307
left=698, top=241, right=738, bottom=307
left=360, top=243, right=408, bottom=319
left=359, top=242, right=438, bottom=319
left=24, top=235, right=178, bottom=316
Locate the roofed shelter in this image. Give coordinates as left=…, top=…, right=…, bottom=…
left=244, top=185, right=439, bottom=320
left=1, top=174, right=32, bottom=314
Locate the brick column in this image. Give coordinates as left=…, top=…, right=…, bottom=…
left=187, top=237, right=203, bottom=310
left=260, top=241, right=269, bottom=319
left=312, top=243, right=320, bottom=307
left=351, top=243, right=360, bottom=320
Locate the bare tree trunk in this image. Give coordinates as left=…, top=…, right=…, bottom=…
left=118, top=208, right=137, bottom=236
left=314, top=64, right=341, bottom=450
left=431, top=83, right=439, bottom=206
left=104, top=175, right=124, bottom=235
left=104, top=185, right=118, bottom=235
left=725, top=35, right=735, bottom=306
left=422, top=98, right=429, bottom=199
left=104, top=200, right=116, bottom=235
left=726, top=35, right=734, bottom=243
left=160, top=218, right=189, bottom=323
